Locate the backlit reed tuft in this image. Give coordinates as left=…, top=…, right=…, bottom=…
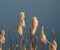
left=0, top=29, right=5, bottom=50
left=40, top=26, right=50, bottom=44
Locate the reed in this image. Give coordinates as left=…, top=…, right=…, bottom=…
left=40, top=26, right=50, bottom=44
left=49, top=29, right=57, bottom=50
left=17, top=11, right=26, bottom=50
left=30, top=16, right=38, bottom=50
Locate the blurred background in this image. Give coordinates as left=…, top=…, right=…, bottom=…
left=0, top=0, right=60, bottom=50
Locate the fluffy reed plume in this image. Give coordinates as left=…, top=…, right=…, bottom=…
left=0, top=30, right=5, bottom=44
left=17, top=11, right=25, bottom=36
left=40, top=26, right=50, bottom=44
left=49, top=40, right=57, bottom=50
left=0, top=30, right=5, bottom=50
left=19, top=11, right=25, bottom=20
left=31, top=16, right=38, bottom=35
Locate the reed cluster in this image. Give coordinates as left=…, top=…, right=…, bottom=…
left=0, top=11, right=57, bottom=50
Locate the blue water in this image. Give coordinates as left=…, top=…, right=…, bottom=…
left=0, top=0, right=60, bottom=50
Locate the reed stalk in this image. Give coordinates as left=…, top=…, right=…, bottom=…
left=0, top=44, right=2, bottom=50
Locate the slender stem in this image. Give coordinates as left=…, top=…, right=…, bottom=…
left=40, top=42, right=45, bottom=50
left=52, top=29, right=56, bottom=40
left=30, top=28, right=33, bottom=50
left=20, top=27, right=24, bottom=50
left=16, top=38, right=18, bottom=50
left=0, top=44, right=2, bottom=50
left=7, top=26, right=12, bottom=50
left=30, top=28, right=37, bottom=50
